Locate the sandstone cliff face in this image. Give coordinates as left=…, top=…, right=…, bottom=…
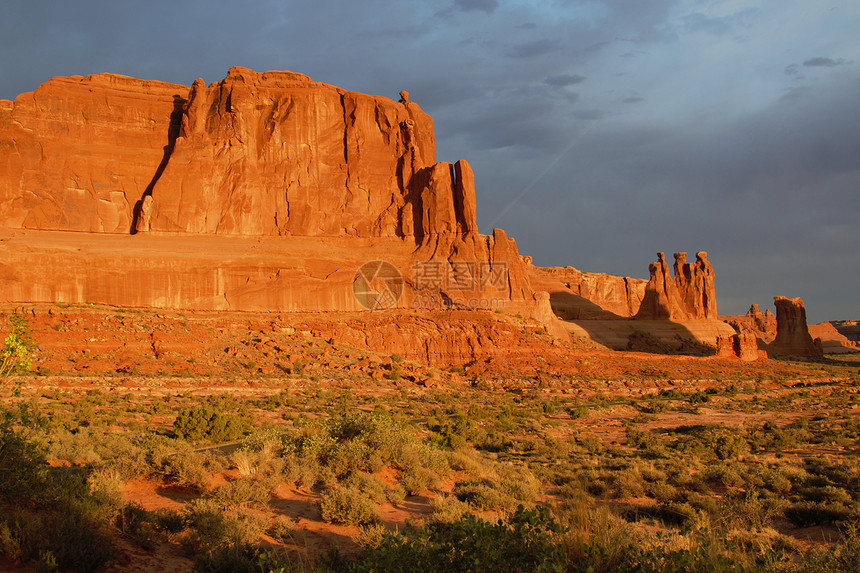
left=770, top=296, right=823, bottom=358
left=141, top=68, right=455, bottom=238
left=636, top=251, right=717, bottom=320
left=0, top=73, right=187, bottom=233
left=0, top=68, right=533, bottom=311
left=0, top=67, right=485, bottom=242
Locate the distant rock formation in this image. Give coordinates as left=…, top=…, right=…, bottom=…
left=636, top=252, right=685, bottom=319
left=532, top=266, right=646, bottom=318
left=675, top=251, right=717, bottom=319
left=636, top=251, right=717, bottom=320
left=770, top=296, right=823, bottom=358
left=747, top=304, right=774, bottom=320
left=808, top=321, right=859, bottom=354
left=724, top=301, right=857, bottom=356
left=716, top=331, right=761, bottom=361
left=831, top=320, right=860, bottom=343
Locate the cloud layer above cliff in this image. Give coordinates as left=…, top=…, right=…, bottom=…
left=1, top=0, right=858, bottom=321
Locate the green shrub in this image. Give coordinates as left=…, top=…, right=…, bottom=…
left=160, top=449, right=218, bottom=490
left=428, top=416, right=475, bottom=450
left=115, top=503, right=162, bottom=550
left=453, top=479, right=515, bottom=511
left=429, top=495, right=471, bottom=524
left=399, top=467, right=439, bottom=496
left=568, top=405, right=590, bottom=419
left=785, top=501, right=852, bottom=527
left=626, top=425, right=660, bottom=451
left=0, top=422, right=47, bottom=502
left=351, top=505, right=566, bottom=572
left=349, top=477, right=400, bottom=507
left=192, top=542, right=289, bottom=573
left=266, top=515, right=294, bottom=542
left=152, top=507, right=185, bottom=533
left=673, top=424, right=749, bottom=460
left=643, top=399, right=670, bottom=414
left=495, top=463, right=541, bottom=503
left=183, top=500, right=267, bottom=560
left=208, top=478, right=272, bottom=510
left=724, top=489, right=782, bottom=530
left=319, top=486, right=379, bottom=526
left=796, top=525, right=860, bottom=573
left=621, top=502, right=697, bottom=528
left=173, top=406, right=248, bottom=442
left=182, top=499, right=230, bottom=554
left=0, top=424, right=118, bottom=570
left=0, top=504, right=116, bottom=572
left=704, top=463, right=746, bottom=489
left=284, top=410, right=442, bottom=482
left=87, top=465, right=125, bottom=508
left=355, top=522, right=388, bottom=549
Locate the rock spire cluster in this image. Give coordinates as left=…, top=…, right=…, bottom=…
left=635, top=251, right=717, bottom=320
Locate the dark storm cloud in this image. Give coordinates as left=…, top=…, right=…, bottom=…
left=397, top=80, right=486, bottom=111
left=544, top=74, right=587, bottom=87
left=440, top=85, right=573, bottom=152
left=803, top=57, right=851, bottom=67
left=506, top=39, right=561, bottom=59
left=453, top=0, right=498, bottom=14
left=574, top=109, right=605, bottom=120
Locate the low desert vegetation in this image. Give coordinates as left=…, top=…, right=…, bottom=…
left=1, top=311, right=859, bottom=571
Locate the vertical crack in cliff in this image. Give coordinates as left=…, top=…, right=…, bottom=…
left=337, top=92, right=375, bottom=234
left=131, top=94, right=185, bottom=234
left=340, top=92, right=356, bottom=215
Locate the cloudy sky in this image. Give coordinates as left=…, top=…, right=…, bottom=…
left=1, top=0, right=857, bottom=322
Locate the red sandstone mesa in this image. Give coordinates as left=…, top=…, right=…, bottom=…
left=0, top=68, right=530, bottom=311
left=0, top=67, right=481, bottom=241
